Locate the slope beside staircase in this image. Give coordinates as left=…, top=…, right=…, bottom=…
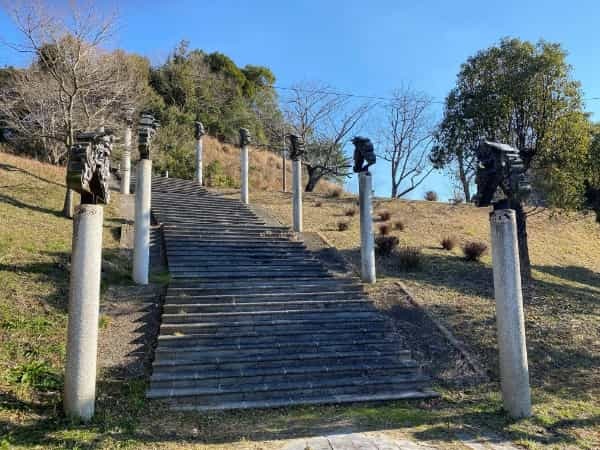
left=146, top=177, right=436, bottom=410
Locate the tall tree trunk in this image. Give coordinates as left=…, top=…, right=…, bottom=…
left=305, top=166, right=322, bottom=192
left=62, top=128, right=74, bottom=219
left=457, top=156, right=471, bottom=202
left=511, top=200, right=532, bottom=297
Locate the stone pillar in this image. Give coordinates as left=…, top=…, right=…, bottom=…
left=120, top=124, right=132, bottom=195
left=64, top=204, right=103, bottom=421
left=292, top=158, right=302, bottom=232
left=359, top=172, right=376, bottom=284
left=240, top=144, right=249, bottom=204
left=282, top=136, right=287, bottom=192
left=133, top=159, right=152, bottom=284
left=490, top=208, right=532, bottom=419
left=195, top=136, right=203, bottom=185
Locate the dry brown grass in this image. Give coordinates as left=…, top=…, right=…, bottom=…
left=201, top=136, right=340, bottom=193
left=238, top=188, right=600, bottom=448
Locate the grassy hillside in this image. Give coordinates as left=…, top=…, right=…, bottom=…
left=148, top=135, right=340, bottom=194
left=1, top=150, right=598, bottom=449
left=238, top=189, right=600, bottom=448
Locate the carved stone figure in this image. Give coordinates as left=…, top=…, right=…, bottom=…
left=195, top=121, right=205, bottom=140
left=239, top=128, right=251, bottom=147
left=138, top=113, right=159, bottom=160
left=474, top=140, right=531, bottom=208
left=287, top=134, right=305, bottom=161
left=67, top=129, right=114, bottom=204
left=352, top=136, right=376, bottom=173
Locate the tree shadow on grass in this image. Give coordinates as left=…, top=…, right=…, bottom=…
left=0, top=163, right=65, bottom=188
left=0, top=192, right=64, bottom=218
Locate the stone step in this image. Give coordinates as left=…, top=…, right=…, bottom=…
left=151, top=365, right=418, bottom=391
left=163, top=299, right=371, bottom=312
left=148, top=374, right=430, bottom=401
left=157, top=328, right=387, bottom=346
left=160, top=309, right=382, bottom=325
left=156, top=332, right=390, bottom=350
left=166, top=286, right=362, bottom=297
left=153, top=349, right=406, bottom=370
left=162, top=256, right=319, bottom=265
left=169, top=271, right=327, bottom=279
left=170, top=389, right=437, bottom=411
left=154, top=341, right=404, bottom=363
left=162, top=224, right=290, bottom=232
left=160, top=316, right=386, bottom=335
left=165, top=262, right=323, bottom=271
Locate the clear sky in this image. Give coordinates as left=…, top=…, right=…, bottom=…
left=1, top=0, right=599, bottom=199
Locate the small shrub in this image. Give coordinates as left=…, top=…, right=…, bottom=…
left=205, top=160, right=236, bottom=188
left=378, top=223, right=391, bottom=236
left=344, top=207, right=357, bottom=217
left=337, top=221, right=349, bottom=231
left=9, top=360, right=62, bottom=391
left=314, top=201, right=323, bottom=207
left=397, top=246, right=422, bottom=270
left=441, top=235, right=458, bottom=251
left=424, top=190, right=438, bottom=201
left=462, top=241, right=488, bottom=261
left=327, top=188, right=342, bottom=198
left=375, top=235, right=399, bottom=256
left=393, top=220, right=405, bottom=231
left=378, top=210, right=391, bottom=221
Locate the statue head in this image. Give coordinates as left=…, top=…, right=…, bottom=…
left=287, top=134, right=305, bottom=161
left=239, top=128, right=251, bottom=147
left=195, top=121, right=205, bottom=140
left=474, top=140, right=531, bottom=207
left=138, top=113, right=159, bottom=160
left=67, top=129, right=114, bottom=204
left=352, top=136, right=376, bottom=173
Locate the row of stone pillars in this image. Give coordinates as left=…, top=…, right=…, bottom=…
left=65, top=120, right=530, bottom=422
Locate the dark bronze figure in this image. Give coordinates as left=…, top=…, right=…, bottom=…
left=287, top=134, right=305, bottom=161
left=474, top=140, right=531, bottom=208
left=67, top=129, right=114, bottom=204
left=239, top=128, right=251, bottom=147
left=138, top=113, right=159, bottom=160
left=352, top=136, right=376, bottom=173
left=195, top=121, right=205, bottom=140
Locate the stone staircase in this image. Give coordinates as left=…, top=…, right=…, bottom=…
left=147, top=177, right=436, bottom=410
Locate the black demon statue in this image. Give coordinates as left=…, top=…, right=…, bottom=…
left=352, top=136, right=376, bottom=173
left=239, top=128, right=251, bottom=147
left=287, top=134, right=305, bottom=161
left=67, top=129, right=114, bottom=205
left=474, top=140, right=531, bottom=209
left=138, top=113, right=159, bottom=160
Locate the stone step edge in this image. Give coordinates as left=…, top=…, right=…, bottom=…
left=147, top=374, right=430, bottom=399
left=166, top=389, right=439, bottom=411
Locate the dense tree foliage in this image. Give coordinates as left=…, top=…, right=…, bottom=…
left=431, top=38, right=592, bottom=282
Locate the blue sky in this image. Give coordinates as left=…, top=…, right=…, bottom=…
left=1, top=0, right=599, bottom=199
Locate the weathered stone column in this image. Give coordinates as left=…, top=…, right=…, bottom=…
left=239, top=128, right=251, bottom=204
left=282, top=137, right=287, bottom=192
left=64, top=204, right=103, bottom=421
left=490, top=208, right=532, bottom=419
left=359, top=172, right=376, bottom=283
left=63, top=128, right=113, bottom=422
left=120, top=118, right=132, bottom=195
left=292, top=158, right=302, bottom=232
left=195, top=121, right=205, bottom=185
left=133, top=113, right=159, bottom=285
left=133, top=159, right=152, bottom=285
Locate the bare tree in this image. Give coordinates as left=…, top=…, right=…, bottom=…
left=283, top=82, right=371, bottom=191
left=1, top=0, right=121, bottom=217
left=380, top=88, right=435, bottom=198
